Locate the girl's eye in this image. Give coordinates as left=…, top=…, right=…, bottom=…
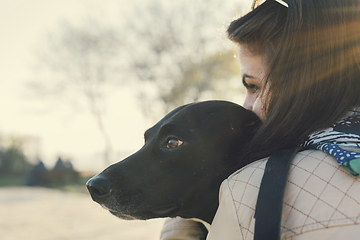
left=166, top=139, right=183, bottom=149
left=247, top=84, right=259, bottom=94
left=242, top=76, right=261, bottom=94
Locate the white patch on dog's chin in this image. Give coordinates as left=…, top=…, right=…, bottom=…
left=100, top=203, right=139, bottom=220
left=190, top=218, right=211, bottom=231
left=100, top=203, right=113, bottom=211
left=111, top=211, right=138, bottom=220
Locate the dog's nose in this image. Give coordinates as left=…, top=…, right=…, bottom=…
left=86, top=176, right=112, bottom=202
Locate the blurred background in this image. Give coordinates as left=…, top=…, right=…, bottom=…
left=0, top=0, right=251, bottom=239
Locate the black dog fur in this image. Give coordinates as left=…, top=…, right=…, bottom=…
left=87, top=100, right=261, bottom=225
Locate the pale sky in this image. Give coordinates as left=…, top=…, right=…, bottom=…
left=0, top=0, right=148, bottom=171
left=0, top=0, right=250, bottom=172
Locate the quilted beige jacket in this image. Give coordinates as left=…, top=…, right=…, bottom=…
left=207, top=150, right=360, bottom=239
left=161, top=150, right=360, bottom=239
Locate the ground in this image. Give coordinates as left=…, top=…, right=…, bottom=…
left=0, top=187, right=165, bottom=240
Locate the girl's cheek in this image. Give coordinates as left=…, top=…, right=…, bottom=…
left=253, top=98, right=266, bottom=121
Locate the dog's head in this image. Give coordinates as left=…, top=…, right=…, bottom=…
left=87, top=100, right=261, bottom=224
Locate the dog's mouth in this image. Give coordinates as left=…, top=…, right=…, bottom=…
left=150, top=204, right=179, bottom=216
left=108, top=204, right=180, bottom=220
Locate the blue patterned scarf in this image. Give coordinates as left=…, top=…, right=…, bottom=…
left=300, top=108, right=360, bottom=177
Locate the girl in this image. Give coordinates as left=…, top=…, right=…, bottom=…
left=161, top=0, right=360, bottom=239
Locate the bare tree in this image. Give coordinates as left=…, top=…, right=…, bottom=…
left=30, top=0, right=248, bottom=163
left=32, top=20, right=121, bottom=164
left=122, top=0, right=246, bottom=115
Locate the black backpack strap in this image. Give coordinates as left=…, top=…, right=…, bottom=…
left=254, top=147, right=302, bottom=240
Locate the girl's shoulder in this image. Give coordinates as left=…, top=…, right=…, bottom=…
left=209, top=150, right=360, bottom=240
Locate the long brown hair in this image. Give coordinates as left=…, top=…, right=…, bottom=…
left=228, top=0, right=360, bottom=165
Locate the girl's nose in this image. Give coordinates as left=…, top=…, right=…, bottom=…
left=243, top=94, right=255, bottom=111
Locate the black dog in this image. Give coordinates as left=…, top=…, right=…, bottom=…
left=87, top=100, right=261, bottom=226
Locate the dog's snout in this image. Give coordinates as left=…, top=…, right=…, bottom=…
left=86, top=176, right=112, bottom=202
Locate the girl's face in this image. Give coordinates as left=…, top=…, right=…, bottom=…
left=238, top=46, right=267, bottom=121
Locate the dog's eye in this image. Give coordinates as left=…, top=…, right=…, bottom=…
left=166, top=139, right=183, bottom=149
